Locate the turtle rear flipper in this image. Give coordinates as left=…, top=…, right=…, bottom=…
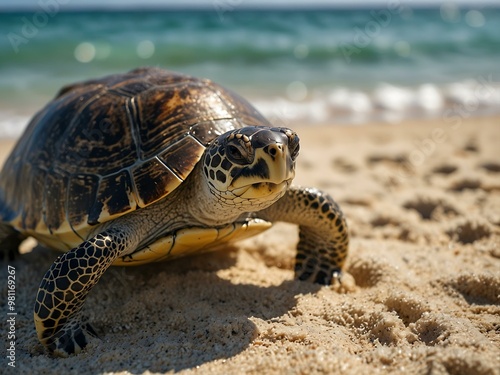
left=0, top=223, right=25, bottom=261
left=34, top=227, right=138, bottom=357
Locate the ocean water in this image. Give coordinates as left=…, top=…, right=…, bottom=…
left=1, top=6, right=500, bottom=137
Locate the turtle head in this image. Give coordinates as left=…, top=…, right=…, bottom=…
left=202, top=126, right=299, bottom=210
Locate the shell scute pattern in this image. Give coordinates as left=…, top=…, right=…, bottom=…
left=135, top=88, right=186, bottom=160
left=107, top=78, right=155, bottom=98
left=158, top=135, right=205, bottom=180
left=0, top=85, right=102, bottom=228
left=131, top=157, right=180, bottom=208
left=67, top=174, right=99, bottom=228
left=0, top=68, right=261, bottom=235
left=189, top=120, right=237, bottom=144
left=136, top=81, right=234, bottom=160
left=55, top=93, right=136, bottom=176
left=89, top=169, right=136, bottom=224
left=44, top=172, right=68, bottom=233
left=23, top=166, right=46, bottom=229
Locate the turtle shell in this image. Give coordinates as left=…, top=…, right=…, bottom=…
left=0, top=67, right=271, bottom=243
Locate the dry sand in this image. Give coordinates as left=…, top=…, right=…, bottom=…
left=1, top=116, right=499, bottom=374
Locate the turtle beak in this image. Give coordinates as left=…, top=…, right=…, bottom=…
left=229, top=128, right=298, bottom=196
left=258, top=142, right=295, bottom=185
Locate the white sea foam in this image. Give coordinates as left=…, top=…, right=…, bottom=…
left=254, top=80, right=500, bottom=125
left=0, top=114, right=30, bottom=139
left=1, top=80, right=499, bottom=141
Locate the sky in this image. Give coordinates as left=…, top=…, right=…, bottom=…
left=1, top=0, right=500, bottom=10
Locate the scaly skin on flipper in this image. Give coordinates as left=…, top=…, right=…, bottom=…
left=34, top=228, right=137, bottom=357
left=260, top=186, right=349, bottom=285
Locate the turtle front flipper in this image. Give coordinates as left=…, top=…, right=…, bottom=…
left=34, top=228, right=137, bottom=357
left=259, top=186, right=349, bottom=285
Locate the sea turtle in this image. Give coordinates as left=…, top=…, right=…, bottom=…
left=0, top=67, right=348, bottom=357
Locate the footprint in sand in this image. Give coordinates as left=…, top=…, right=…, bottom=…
left=449, top=177, right=482, bottom=192
left=432, top=164, right=458, bottom=175
left=445, top=218, right=491, bottom=244
left=442, top=273, right=500, bottom=306
left=366, top=154, right=407, bottom=166
left=347, top=257, right=399, bottom=288
left=403, top=196, right=460, bottom=221
left=414, top=313, right=487, bottom=347
left=384, top=292, right=430, bottom=328
left=480, top=161, right=500, bottom=173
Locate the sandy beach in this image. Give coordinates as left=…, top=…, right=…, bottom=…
left=1, top=115, right=499, bottom=374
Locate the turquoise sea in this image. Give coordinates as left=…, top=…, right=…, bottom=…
left=1, top=5, right=500, bottom=137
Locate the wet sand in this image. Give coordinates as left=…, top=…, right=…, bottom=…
left=1, top=116, right=499, bottom=374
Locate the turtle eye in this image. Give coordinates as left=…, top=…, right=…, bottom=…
left=227, top=144, right=246, bottom=164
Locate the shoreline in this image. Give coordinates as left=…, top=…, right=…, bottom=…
left=2, top=78, right=500, bottom=137
left=1, top=111, right=499, bottom=141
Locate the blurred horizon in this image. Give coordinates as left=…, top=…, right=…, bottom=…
left=2, top=0, right=500, bottom=11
